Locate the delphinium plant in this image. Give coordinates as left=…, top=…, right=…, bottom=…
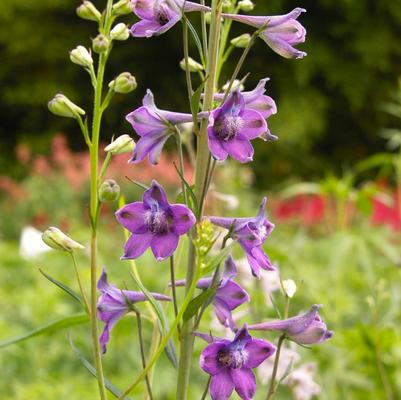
left=41, top=0, right=333, bottom=399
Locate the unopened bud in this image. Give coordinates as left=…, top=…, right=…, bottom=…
left=70, top=45, right=93, bottom=68
left=108, top=72, right=137, bottom=94
left=222, top=80, right=244, bottom=92
left=48, top=94, right=85, bottom=119
left=105, top=134, right=135, bottom=154
left=179, top=57, right=204, bottom=73
left=230, top=33, right=251, bottom=48
left=222, top=0, right=232, bottom=12
left=42, top=227, right=85, bottom=252
left=92, top=34, right=109, bottom=53
left=112, top=0, right=132, bottom=16
left=238, top=0, right=254, bottom=12
left=110, top=23, right=130, bottom=41
left=76, top=1, right=101, bottom=22
left=282, top=279, right=297, bottom=298
left=99, top=179, right=120, bottom=202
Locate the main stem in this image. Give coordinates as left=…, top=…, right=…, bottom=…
left=175, top=1, right=223, bottom=399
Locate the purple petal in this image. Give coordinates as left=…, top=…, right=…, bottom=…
left=216, top=280, right=249, bottom=310
left=129, top=130, right=170, bottom=164
left=208, top=128, right=229, bottom=161
left=143, top=180, right=169, bottom=208
left=233, top=325, right=252, bottom=346
left=266, top=8, right=306, bottom=28
left=200, top=341, right=230, bottom=375
left=147, top=133, right=171, bottom=164
left=246, top=95, right=277, bottom=119
left=214, top=298, right=238, bottom=331
left=126, top=106, right=165, bottom=136
left=99, top=311, right=123, bottom=354
left=115, top=202, right=148, bottom=234
left=208, top=216, right=237, bottom=230
left=232, top=367, right=256, bottom=400
left=248, top=246, right=275, bottom=272
left=97, top=267, right=111, bottom=292
left=184, top=1, right=211, bottom=13
left=222, top=137, right=254, bottom=163
left=130, top=19, right=165, bottom=38
left=221, top=13, right=270, bottom=29
left=122, top=232, right=153, bottom=259
left=170, top=204, right=196, bottom=235
left=150, top=232, right=179, bottom=260
left=244, top=339, right=276, bottom=368
left=132, top=0, right=154, bottom=20
left=210, top=371, right=235, bottom=400
left=260, top=32, right=307, bottom=59
left=221, top=89, right=245, bottom=116
left=239, top=109, right=267, bottom=139
left=222, top=255, right=237, bottom=282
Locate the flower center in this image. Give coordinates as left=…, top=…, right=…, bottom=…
left=145, top=210, right=170, bottom=233
left=214, top=115, right=243, bottom=141
left=218, top=348, right=248, bottom=369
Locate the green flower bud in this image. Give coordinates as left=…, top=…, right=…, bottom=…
left=70, top=45, right=93, bottom=68
left=222, top=0, right=232, bottom=12
left=108, top=72, right=137, bottom=94
left=104, top=134, right=135, bottom=155
left=230, top=33, right=251, bottom=48
left=194, top=220, right=215, bottom=257
left=76, top=1, right=101, bottom=22
left=99, top=179, right=120, bottom=202
left=112, top=0, right=132, bottom=16
left=110, top=23, right=130, bottom=41
left=92, top=34, right=109, bottom=54
left=42, top=227, right=85, bottom=252
left=179, top=57, right=204, bottom=73
left=238, top=0, right=254, bottom=12
left=48, top=94, right=85, bottom=119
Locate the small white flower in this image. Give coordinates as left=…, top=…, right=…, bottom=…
left=19, top=226, right=51, bottom=260
left=283, top=279, right=297, bottom=298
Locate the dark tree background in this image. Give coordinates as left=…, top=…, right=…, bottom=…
left=1, top=0, right=400, bottom=185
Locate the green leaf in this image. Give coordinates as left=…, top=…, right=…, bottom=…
left=354, top=153, right=394, bottom=174
left=39, top=268, right=83, bottom=306
left=130, top=272, right=178, bottom=369
left=185, top=18, right=205, bottom=66
left=203, top=243, right=234, bottom=275
left=183, top=287, right=217, bottom=323
left=173, top=163, right=199, bottom=217
left=69, top=336, right=132, bottom=399
left=0, top=313, right=88, bottom=349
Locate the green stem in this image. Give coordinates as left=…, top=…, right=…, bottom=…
left=200, top=376, right=211, bottom=400
left=175, top=2, right=223, bottom=398
left=169, top=255, right=179, bottom=320
left=70, top=252, right=90, bottom=314
left=176, top=133, right=188, bottom=205
left=266, top=334, right=286, bottom=400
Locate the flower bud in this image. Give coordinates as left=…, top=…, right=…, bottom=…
left=92, top=34, right=109, bottom=53
left=70, top=45, right=93, bottom=68
left=238, top=0, right=254, bottom=12
left=230, top=33, right=251, bottom=48
left=110, top=23, right=130, bottom=41
left=48, top=94, right=85, bottom=119
left=282, top=279, right=297, bottom=298
left=222, top=0, right=232, bottom=12
left=99, top=179, right=120, bottom=202
left=42, top=227, right=85, bottom=252
left=76, top=1, right=101, bottom=22
left=112, top=0, right=132, bottom=16
left=108, top=72, right=137, bottom=94
left=105, top=134, right=135, bottom=155
left=222, top=80, right=244, bottom=92
left=179, top=57, right=204, bottom=73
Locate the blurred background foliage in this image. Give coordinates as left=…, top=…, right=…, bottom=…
left=1, top=0, right=401, bottom=184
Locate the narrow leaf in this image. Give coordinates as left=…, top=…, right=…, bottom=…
left=183, top=287, right=216, bottom=323
left=39, top=268, right=83, bottom=306
left=203, top=243, right=234, bottom=275
left=69, top=336, right=132, bottom=399
left=185, top=18, right=205, bottom=66
left=0, top=313, right=88, bottom=348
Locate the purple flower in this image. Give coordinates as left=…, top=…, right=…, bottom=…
left=115, top=180, right=196, bottom=261
left=131, top=0, right=210, bottom=37
left=97, top=267, right=171, bottom=353
left=223, top=8, right=307, bottom=59
left=175, top=256, right=250, bottom=330
left=199, top=325, right=276, bottom=400
left=248, top=305, right=334, bottom=345
left=207, top=89, right=268, bottom=163
left=126, top=90, right=196, bottom=164
left=210, top=198, right=275, bottom=278
left=212, top=79, right=278, bottom=141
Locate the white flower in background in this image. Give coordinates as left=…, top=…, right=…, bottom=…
left=283, top=279, right=297, bottom=298
left=212, top=192, right=240, bottom=210
left=19, top=226, right=51, bottom=260
left=286, top=363, right=321, bottom=400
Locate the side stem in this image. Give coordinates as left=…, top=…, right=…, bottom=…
left=266, top=334, right=286, bottom=400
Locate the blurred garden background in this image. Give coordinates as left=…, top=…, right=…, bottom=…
left=0, top=0, right=401, bottom=399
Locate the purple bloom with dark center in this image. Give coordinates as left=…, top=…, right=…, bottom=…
left=209, top=197, right=275, bottom=278
left=115, top=180, right=196, bottom=261
left=208, top=89, right=267, bottom=163
left=97, top=267, right=171, bottom=353
left=131, top=0, right=210, bottom=37
left=212, top=79, right=277, bottom=141
left=248, top=304, right=334, bottom=345
left=199, top=325, right=276, bottom=400
left=126, top=89, right=197, bottom=164
left=175, top=256, right=250, bottom=330
left=223, top=8, right=307, bottom=59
